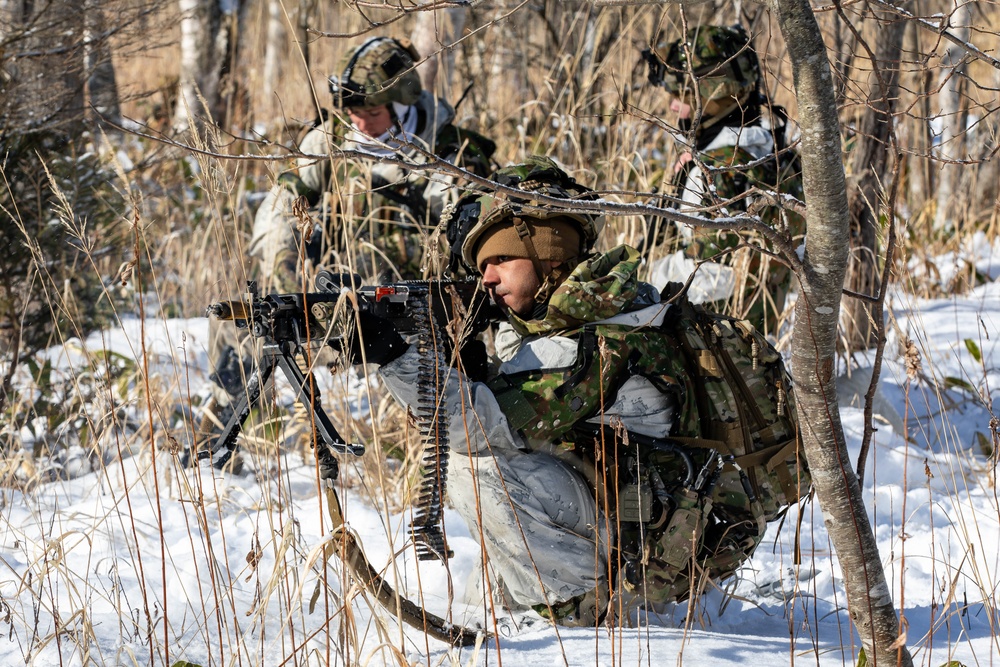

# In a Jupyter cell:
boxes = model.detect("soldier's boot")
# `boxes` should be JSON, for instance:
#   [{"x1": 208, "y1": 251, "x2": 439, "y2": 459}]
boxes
[
  {"x1": 532, "y1": 582, "x2": 609, "y2": 628},
  {"x1": 186, "y1": 396, "x2": 244, "y2": 475}
]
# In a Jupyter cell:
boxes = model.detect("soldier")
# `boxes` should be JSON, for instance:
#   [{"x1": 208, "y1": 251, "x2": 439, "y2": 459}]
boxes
[
  {"x1": 250, "y1": 35, "x2": 496, "y2": 289},
  {"x1": 640, "y1": 25, "x2": 804, "y2": 335},
  {"x1": 196, "y1": 36, "x2": 495, "y2": 465},
  {"x1": 344, "y1": 157, "x2": 807, "y2": 626}
]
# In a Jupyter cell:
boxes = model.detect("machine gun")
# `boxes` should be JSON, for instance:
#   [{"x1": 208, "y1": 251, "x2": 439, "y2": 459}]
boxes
[{"x1": 198, "y1": 274, "x2": 495, "y2": 645}]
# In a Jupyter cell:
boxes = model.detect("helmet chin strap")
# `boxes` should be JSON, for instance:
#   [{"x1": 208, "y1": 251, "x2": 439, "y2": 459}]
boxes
[
  {"x1": 533, "y1": 263, "x2": 575, "y2": 306},
  {"x1": 509, "y1": 216, "x2": 579, "y2": 308},
  {"x1": 511, "y1": 216, "x2": 548, "y2": 284}
]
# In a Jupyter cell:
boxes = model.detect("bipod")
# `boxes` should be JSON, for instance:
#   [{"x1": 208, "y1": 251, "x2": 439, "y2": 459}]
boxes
[
  {"x1": 198, "y1": 338, "x2": 363, "y2": 470},
  {"x1": 194, "y1": 329, "x2": 484, "y2": 647}
]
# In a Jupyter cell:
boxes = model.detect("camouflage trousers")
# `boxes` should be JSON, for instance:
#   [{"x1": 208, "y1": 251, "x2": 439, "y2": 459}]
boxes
[{"x1": 448, "y1": 447, "x2": 612, "y2": 610}]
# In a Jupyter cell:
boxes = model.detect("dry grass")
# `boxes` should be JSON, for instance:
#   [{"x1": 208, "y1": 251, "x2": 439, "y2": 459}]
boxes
[{"x1": 2, "y1": 1, "x2": 1000, "y2": 665}]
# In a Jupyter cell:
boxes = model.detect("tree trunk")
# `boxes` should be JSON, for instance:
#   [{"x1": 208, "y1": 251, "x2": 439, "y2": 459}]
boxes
[
  {"x1": 932, "y1": 0, "x2": 972, "y2": 232},
  {"x1": 261, "y1": 0, "x2": 285, "y2": 103},
  {"x1": 842, "y1": 6, "x2": 906, "y2": 352},
  {"x1": 773, "y1": 0, "x2": 913, "y2": 663},
  {"x1": 904, "y1": 18, "x2": 934, "y2": 221},
  {"x1": 173, "y1": 0, "x2": 245, "y2": 134},
  {"x1": 83, "y1": 0, "x2": 121, "y2": 126},
  {"x1": 0, "y1": 0, "x2": 86, "y2": 135},
  {"x1": 411, "y1": 3, "x2": 468, "y2": 101},
  {"x1": 296, "y1": 0, "x2": 313, "y2": 76}
]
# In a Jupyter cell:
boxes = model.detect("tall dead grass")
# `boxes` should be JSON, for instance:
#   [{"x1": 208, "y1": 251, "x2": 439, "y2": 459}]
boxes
[{"x1": 2, "y1": 1, "x2": 999, "y2": 666}]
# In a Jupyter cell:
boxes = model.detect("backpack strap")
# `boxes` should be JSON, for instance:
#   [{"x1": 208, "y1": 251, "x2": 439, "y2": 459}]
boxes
[{"x1": 486, "y1": 373, "x2": 538, "y2": 432}]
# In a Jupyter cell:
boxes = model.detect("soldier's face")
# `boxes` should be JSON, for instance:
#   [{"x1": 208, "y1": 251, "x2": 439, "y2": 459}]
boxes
[
  {"x1": 480, "y1": 257, "x2": 541, "y2": 317},
  {"x1": 670, "y1": 95, "x2": 692, "y2": 120},
  {"x1": 348, "y1": 105, "x2": 394, "y2": 137}
]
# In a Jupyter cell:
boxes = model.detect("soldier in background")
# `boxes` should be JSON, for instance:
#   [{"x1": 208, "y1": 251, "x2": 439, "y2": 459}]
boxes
[
  {"x1": 251, "y1": 35, "x2": 495, "y2": 289},
  {"x1": 640, "y1": 25, "x2": 804, "y2": 335},
  {"x1": 197, "y1": 36, "x2": 495, "y2": 464}
]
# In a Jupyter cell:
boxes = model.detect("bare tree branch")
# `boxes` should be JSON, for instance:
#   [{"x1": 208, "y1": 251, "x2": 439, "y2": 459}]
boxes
[{"x1": 868, "y1": 0, "x2": 1000, "y2": 71}]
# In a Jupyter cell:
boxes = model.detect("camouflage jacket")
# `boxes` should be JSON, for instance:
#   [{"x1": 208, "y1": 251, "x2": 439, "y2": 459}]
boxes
[
  {"x1": 675, "y1": 123, "x2": 803, "y2": 257},
  {"x1": 379, "y1": 245, "x2": 799, "y2": 601},
  {"x1": 249, "y1": 91, "x2": 495, "y2": 284},
  {"x1": 297, "y1": 91, "x2": 494, "y2": 224},
  {"x1": 651, "y1": 123, "x2": 805, "y2": 332},
  {"x1": 379, "y1": 245, "x2": 679, "y2": 458}
]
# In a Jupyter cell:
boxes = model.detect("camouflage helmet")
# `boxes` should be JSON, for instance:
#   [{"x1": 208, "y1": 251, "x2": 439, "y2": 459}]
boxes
[
  {"x1": 328, "y1": 37, "x2": 422, "y2": 109},
  {"x1": 449, "y1": 156, "x2": 603, "y2": 274},
  {"x1": 641, "y1": 25, "x2": 759, "y2": 108}
]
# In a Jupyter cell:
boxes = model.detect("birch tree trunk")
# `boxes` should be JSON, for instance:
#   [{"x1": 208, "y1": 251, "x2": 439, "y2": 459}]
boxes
[
  {"x1": 932, "y1": 0, "x2": 972, "y2": 232},
  {"x1": 173, "y1": 0, "x2": 245, "y2": 134},
  {"x1": 773, "y1": 0, "x2": 913, "y2": 663},
  {"x1": 842, "y1": 7, "x2": 906, "y2": 352},
  {"x1": 261, "y1": 0, "x2": 285, "y2": 103},
  {"x1": 411, "y1": 3, "x2": 468, "y2": 100}
]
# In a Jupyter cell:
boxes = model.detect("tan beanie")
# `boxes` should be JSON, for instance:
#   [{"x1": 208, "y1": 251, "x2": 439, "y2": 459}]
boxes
[{"x1": 474, "y1": 217, "x2": 583, "y2": 272}]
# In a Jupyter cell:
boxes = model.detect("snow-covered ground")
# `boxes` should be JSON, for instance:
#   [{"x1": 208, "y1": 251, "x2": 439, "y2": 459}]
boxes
[{"x1": 2, "y1": 274, "x2": 999, "y2": 666}]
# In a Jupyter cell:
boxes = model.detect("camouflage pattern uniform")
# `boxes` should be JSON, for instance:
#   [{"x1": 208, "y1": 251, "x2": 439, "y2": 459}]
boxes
[
  {"x1": 203, "y1": 38, "x2": 494, "y2": 422},
  {"x1": 642, "y1": 25, "x2": 805, "y2": 334},
  {"x1": 250, "y1": 92, "x2": 494, "y2": 292},
  {"x1": 379, "y1": 245, "x2": 669, "y2": 615},
  {"x1": 378, "y1": 158, "x2": 803, "y2": 622}
]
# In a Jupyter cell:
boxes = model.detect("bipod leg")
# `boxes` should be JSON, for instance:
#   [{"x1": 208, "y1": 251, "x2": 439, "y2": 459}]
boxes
[
  {"x1": 273, "y1": 342, "x2": 363, "y2": 458},
  {"x1": 201, "y1": 354, "x2": 277, "y2": 470}
]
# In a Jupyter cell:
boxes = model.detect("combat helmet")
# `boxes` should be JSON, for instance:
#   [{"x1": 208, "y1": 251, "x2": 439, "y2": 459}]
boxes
[
  {"x1": 329, "y1": 37, "x2": 422, "y2": 109},
  {"x1": 446, "y1": 156, "x2": 603, "y2": 279},
  {"x1": 641, "y1": 25, "x2": 760, "y2": 123}
]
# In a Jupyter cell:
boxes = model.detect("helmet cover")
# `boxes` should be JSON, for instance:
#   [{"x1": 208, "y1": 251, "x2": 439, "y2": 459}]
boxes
[
  {"x1": 447, "y1": 156, "x2": 604, "y2": 273},
  {"x1": 641, "y1": 25, "x2": 759, "y2": 106},
  {"x1": 329, "y1": 37, "x2": 423, "y2": 109}
]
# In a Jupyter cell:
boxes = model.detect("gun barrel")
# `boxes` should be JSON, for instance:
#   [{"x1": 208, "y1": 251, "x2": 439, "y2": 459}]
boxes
[{"x1": 208, "y1": 300, "x2": 253, "y2": 321}]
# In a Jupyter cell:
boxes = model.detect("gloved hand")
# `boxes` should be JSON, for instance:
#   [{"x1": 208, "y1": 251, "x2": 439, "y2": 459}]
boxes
[
  {"x1": 345, "y1": 310, "x2": 409, "y2": 366},
  {"x1": 459, "y1": 339, "x2": 491, "y2": 383}
]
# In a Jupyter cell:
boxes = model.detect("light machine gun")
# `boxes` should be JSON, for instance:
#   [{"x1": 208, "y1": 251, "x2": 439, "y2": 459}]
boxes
[{"x1": 202, "y1": 273, "x2": 493, "y2": 646}]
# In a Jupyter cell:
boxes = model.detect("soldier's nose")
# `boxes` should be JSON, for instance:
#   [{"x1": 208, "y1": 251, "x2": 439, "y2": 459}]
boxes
[{"x1": 481, "y1": 262, "x2": 501, "y2": 287}]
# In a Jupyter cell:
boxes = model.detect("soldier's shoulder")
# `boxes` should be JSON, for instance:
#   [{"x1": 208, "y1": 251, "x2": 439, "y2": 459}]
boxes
[
  {"x1": 435, "y1": 123, "x2": 497, "y2": 174},
  {"x1": 298, "y1": 113, "x2": 348, "y2": 152}
]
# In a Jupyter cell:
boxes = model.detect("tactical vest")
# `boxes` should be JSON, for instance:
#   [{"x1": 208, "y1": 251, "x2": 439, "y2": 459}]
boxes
[{"x1": 488, "y1": 288, "x2": 810, "y2": 604}]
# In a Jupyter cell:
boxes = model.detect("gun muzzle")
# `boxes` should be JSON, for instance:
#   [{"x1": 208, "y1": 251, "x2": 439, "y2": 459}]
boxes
[{"x1": 208, "y1": 301, "x2": 253, "y2": 321}]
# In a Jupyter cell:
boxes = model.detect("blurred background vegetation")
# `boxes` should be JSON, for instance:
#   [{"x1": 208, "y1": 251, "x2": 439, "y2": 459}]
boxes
[{"x1": 1, "y1": 0, "x2": 998, "y2": 476}]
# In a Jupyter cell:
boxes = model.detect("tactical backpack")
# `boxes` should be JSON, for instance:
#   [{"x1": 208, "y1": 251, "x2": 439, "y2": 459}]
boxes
[{"x1": 600, "y1": 288, "x2": 809, "y2": 603}]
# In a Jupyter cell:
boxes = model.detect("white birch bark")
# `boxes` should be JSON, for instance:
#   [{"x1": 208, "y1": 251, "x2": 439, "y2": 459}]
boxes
[
  {"x1": 411, "y1": 3, "x2": 467, "y2": 99},
  {"x1": 173, "y1": 0, "x2": 244, "y2": 133},
  {"x1": 932, "y1": 0, "x2": 972, "y2": 231},
  {"x1": 261, "y1": 0, "x2": 285, "y2": 102},
  {"x1": 773, "y1": 0, "x2": 914, "y2": 663}
]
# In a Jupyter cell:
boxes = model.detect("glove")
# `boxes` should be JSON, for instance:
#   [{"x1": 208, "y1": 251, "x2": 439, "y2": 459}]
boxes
[
  {"x1": 345, "y1": 310, "x2": 408, "y2": 366},
  {"x1": 459, "y1": 339, "x2": 490, "y2": 383}
]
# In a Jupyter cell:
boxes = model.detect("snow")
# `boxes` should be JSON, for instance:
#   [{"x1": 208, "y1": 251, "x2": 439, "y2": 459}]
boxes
[{"x1": 2, "y1": 285, "x2": 999, "y2": 666}]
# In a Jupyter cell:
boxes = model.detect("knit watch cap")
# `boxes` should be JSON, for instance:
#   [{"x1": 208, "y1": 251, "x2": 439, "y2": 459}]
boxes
[{"x1": 474, "y1": 217, "x2": 583, "y2": 273}]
